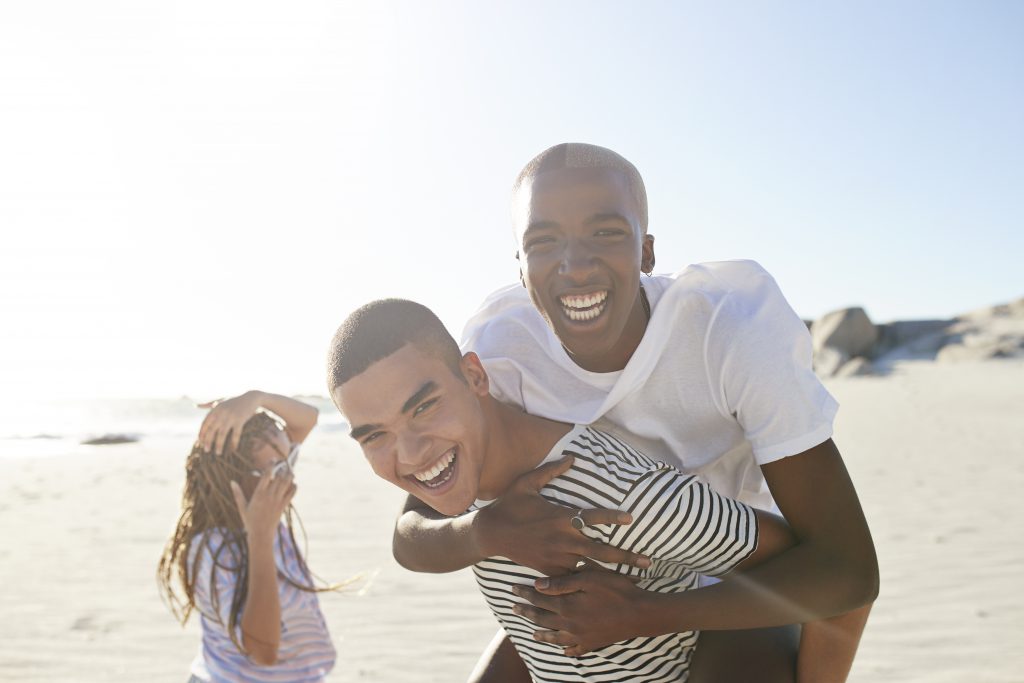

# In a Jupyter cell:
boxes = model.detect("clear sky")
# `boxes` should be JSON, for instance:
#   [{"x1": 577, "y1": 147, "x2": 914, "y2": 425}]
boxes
[{"x1": 1, "y1": 1, "x2": 1021, "y2": 400}]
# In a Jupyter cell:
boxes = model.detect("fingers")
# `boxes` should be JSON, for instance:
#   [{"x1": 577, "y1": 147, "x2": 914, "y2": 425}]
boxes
[
  {"x1": 230, "y1": 424, "x2": 243, "y2": 453},
  {"x1": 530, "y1": 574, "x2": 586, "y2": 596},
  {"x1": 580, "y1": 508, "x2": 634, "y2": 527},
  {"x1": 264, "y1": 471, "x2": 296, "y2": 509},
  {"x1": 214, "y1": 426, "x2": 233, "y2": 457},
  {"x1": 573, "y1": 544, "x2": 651, "y2": 571},
  {"x1": 533, "y1": 629, "x2": 575, "y2": 648},
  {"x1": 282, "y1": 482, "x2": 297, "y2": 508},
  {"x1": 198, "y1": 414, "x2": 215, "y2": 451},
  {"x1": 510, "y1": 600, "x2": 564, "y2": 631},
  {"x1": 519, "y1": 455, "x2": 574, "y2": 492},
  {"x1": 512, "y1": 585, "x2": 564, "y2": 611}
]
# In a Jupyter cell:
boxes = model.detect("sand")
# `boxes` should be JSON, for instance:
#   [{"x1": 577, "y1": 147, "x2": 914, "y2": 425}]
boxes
[{"x1": 1, "y1": 358, "x2": 1022, "y2": 682}]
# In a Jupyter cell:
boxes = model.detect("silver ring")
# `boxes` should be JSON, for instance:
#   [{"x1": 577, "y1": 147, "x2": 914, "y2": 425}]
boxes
[{"x1": 569, "y1": 509, "x2": 586, "y2": 531}]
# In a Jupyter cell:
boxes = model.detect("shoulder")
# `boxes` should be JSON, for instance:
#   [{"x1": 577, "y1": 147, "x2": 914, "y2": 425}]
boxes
[
  {"x1": 460, "y1": 283, "x2": 549, "y2": 352},
  {"x1": 667, "y1": 260, "x2": 779, "y2": 307},
  {"x1": 665, "y1": 261, "x2": 801, "y2": 340},
  {"x1": 187, "y1": 527, "x2": 244, "y2": 575},
  {"x1": 566, "y1": 427, "x2": 669, "y2": 482}
]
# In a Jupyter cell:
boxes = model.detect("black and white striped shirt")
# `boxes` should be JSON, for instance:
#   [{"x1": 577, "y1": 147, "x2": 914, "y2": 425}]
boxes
[{"x1": 473, "y1": 426, "x2": 758, "y2": 683}]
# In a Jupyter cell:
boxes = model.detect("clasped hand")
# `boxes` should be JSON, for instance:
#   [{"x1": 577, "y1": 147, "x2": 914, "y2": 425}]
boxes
[
  {"x1": 513, "y1": 566, "x2": 651, "y2": 656},
  {"x1": 473, "y1": 455, "x2": 653, "y2": 655}
]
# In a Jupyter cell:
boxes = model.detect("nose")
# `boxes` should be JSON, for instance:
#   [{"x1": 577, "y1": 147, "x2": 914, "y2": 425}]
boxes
[
  {"x1": 558, "y1": 236, "x2": 598, "y2": 282},
  {"x1": 396, "y1": 428, "x2": 431, "y2": 469}
]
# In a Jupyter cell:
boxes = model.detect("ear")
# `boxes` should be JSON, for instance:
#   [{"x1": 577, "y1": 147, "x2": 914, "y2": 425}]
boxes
[
  {"x1": 641, "y1": 233, "x2": 656, "y2": 274},
  {"x1": 515, "y1": 251, "x2": 526, "y2": 288},
  {"x1": 461, "y1": 352, "x2": 490, "y2": 396}
]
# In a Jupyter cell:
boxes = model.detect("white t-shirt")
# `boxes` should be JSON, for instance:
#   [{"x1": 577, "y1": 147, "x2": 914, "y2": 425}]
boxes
[
  {"x1": 473, "y1": 425, "x2": 758, "y2": 683},
  {"x1": 187, "y1": 525, "x2": 336, "y2": 683},
  {"x1": 461, "y1": 260, "x2": 838, "y2": 511}
]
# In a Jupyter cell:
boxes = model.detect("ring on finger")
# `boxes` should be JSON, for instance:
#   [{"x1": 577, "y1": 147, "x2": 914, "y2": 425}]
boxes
[{"x1": 569, "y1": 508, "x2": 586, "y2": 531}]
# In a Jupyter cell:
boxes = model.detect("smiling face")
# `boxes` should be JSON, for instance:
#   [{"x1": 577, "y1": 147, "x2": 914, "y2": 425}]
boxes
[
  {"x1": 514, "y1": 166, "x2": 655, "y2": 372},
  {"x1": 332, "y1": 343, "x2": 492, "y2": 516}
]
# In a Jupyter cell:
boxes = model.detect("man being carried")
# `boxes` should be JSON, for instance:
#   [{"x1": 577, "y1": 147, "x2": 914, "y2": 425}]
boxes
[{"x1": 327, "y1": 299, "x2": 843, "y2": 682}]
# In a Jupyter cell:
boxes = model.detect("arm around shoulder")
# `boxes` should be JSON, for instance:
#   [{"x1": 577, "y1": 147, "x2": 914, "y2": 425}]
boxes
[{"x1": 392, "y1": 494, "x2": 484, "y2": 573}]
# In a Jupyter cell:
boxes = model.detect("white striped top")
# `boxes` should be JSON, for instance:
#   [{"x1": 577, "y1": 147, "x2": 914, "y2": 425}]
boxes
[
  {"x1": 472, "y1": 426, "x2": 758, "y2": 683},
  {"x1": 187, "y1": 524, "x2": 336, "y2": 683}
]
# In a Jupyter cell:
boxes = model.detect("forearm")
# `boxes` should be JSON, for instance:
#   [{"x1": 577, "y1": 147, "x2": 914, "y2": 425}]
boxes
[
  {"x1": 392, "y1": 496, "x2": 484, "y2": 573},
  {"x1": 646, "y1": 539, "x2": 877, "y2": 634},
  {"x1": 797, "y1": 604, "x2": 872, "y2": 683},
  {"x1": 241, "y1": 533, "x2": 282, "y2": 664},
  {"x1": 253, "y1": 391, "x2": 318, "y2": 443}
]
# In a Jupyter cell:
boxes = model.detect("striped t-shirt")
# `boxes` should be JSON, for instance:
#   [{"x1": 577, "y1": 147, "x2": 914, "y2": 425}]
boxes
[
  {"x1": 187, "y1": 524, "x2": 336, "y2": 683},
  {"x1": 472, "y1": 426, "x2": 759, "y2": 683}
]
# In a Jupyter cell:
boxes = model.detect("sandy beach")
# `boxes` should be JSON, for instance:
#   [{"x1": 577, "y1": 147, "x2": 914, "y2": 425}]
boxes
[{"x1": 1, "y1": 357, "x2": 1022, "y2": 682}]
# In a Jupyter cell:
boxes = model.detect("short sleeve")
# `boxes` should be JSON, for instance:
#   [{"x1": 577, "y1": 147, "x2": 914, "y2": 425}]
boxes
[
  {"x1": 188, "y1": 530, "x2": 245, "y2": 638},
  {"x1": 704, "y1": 263, "x2": 838, "y2": 464},
  {"x1": 612, "y1": 468, "x2": 758, "y2": 577}
]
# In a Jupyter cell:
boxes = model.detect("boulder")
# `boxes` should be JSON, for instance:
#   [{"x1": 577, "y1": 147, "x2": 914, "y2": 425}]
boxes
[
  {"x1": 835, "y1": 356, "x2": 874, "y2": 377},
  {"x1": 937, "y1": 335, "x2": 1024, "y2": 363},
  {"x1": 811, "y1": 307, "x2": 879, "y2": 359},
  {"x1": 813, "y1": 347, "x2": 850, "y2": 377},
  {"x1": 874, "y1": 320, "x2": 954, "y2": 354}
]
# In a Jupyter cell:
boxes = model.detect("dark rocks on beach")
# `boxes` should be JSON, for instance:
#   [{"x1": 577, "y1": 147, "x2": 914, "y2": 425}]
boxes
[
  {"x1": 835, "y1": 356, "x2": 874, "y2": 377},
  {"x1": 82, "y1": 434, "x2": 139, "y2": 446},
  {"x1": 809, "y1": 295, "x2": 1024, "y2": 376},
  {"x1": 812, "y1": 307, "x2": 879, "y2": 359},
  {"x1": 811, "y1": 307, "x2": 878, "y2": 377}
]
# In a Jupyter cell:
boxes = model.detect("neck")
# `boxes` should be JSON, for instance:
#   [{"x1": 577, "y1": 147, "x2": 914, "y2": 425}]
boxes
[
  {"x1": 475, "y1": 397, "x2": 571, "y2": 501},
  {"x1": 569, "y1": 284, "x2": 650, "y2": 373}
]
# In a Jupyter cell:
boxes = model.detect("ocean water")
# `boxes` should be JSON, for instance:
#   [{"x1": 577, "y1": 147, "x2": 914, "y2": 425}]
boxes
[{"x1": 0, "y1": 396, "x2": 347, "y2": 457}]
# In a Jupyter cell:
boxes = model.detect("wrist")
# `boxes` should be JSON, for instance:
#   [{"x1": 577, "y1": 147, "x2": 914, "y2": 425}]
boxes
[
  {"x1": 465, "y1": 509, "x2": 492, "y2": 560},
  {"x1": 641, "y1": 589, "x2": 690, "y2": 637},
  {"x1": 245, "y1": 525, "x2": 278, "y2": 548}
]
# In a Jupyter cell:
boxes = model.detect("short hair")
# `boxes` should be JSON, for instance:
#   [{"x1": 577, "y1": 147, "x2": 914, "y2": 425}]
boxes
[
  {"x1": 326, "y1": 299, "x2": 464, "y2": 394},
  {"x1": 512, "y1": 143, "x2": 648, "y2": 231}
]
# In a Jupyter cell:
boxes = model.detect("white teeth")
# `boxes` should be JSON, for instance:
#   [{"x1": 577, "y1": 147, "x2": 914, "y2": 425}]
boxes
[
  {"x1": 560, "y1": 291, "x2": 608, "y2": 310},
  {"x1": 414, "y1": 449, "x2": 455, "y2": 482},
  {"x1": 560, "y1": 291, "x2": 608, "y2": 321}
]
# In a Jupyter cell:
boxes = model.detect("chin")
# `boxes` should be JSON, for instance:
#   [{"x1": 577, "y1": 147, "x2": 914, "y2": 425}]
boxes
[{"x1": 434, "y1": 490, "x2": 477, "y2": 516}]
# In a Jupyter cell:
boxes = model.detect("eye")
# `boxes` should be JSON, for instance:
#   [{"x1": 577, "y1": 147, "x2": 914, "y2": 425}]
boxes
[
  {"x1": 523, "y1": 235, "x2": 556, "y2": 251},
  {"x1": 594, "y1": 227, "x2": 626, "y2": 238},
  {"x1": 413, "y1": 398, "x2": 439, "y2": 416},
  {"x1": 361, "y1": 431, "x2": 385, "y2": 445}
]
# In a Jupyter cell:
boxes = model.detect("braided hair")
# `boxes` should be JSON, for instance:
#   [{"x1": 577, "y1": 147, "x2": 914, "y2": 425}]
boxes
[{"x1": 158, "y1": 412, "x2": 333, "y2": 657}]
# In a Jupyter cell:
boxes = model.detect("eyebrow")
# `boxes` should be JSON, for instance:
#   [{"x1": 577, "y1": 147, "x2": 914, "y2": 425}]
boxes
[
  {"x1": 523, "y1": 212, "x2": 630, "y2": 238},
  {"x1": 584, "y1": 211, "x2": 631, "y2": 226},
  {"x1": 522, "y1": 220, "x2": 559, "y2": 238},
  {"x1": 348, "y1": 381, "x2": 439, "y2": 440}
]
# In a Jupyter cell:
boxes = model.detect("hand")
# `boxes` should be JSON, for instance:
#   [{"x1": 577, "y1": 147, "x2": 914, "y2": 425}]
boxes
[
  {"x1": 511, "y1": 564, "x2": 651, "y2": 656},
  {"x1": 230, "y1": 471, "x2": 296, "y2": 542},
  {"x1": 198, "y1": 391, "x2": 265, "y2": 455},
  {"x1": 472, "y1": 456, "x2": 650, "y2": 576}
]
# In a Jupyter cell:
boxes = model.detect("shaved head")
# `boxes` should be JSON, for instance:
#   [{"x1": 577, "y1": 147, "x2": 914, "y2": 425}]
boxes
[
  {"x1": 512, "y1": 143, "x2": 648, "y2": 232},
  {"x1": 326, "y1": 298, "x2": 464, "y2": 396}
]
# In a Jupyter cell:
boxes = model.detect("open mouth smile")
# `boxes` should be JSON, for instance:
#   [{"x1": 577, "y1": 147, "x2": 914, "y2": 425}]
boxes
[
  {"x1": 410, "y1": 448, "x2": 457, "y2": 489},
  {"x1": 559, "y1": 291, "x2": 608, "y2": 322}
]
